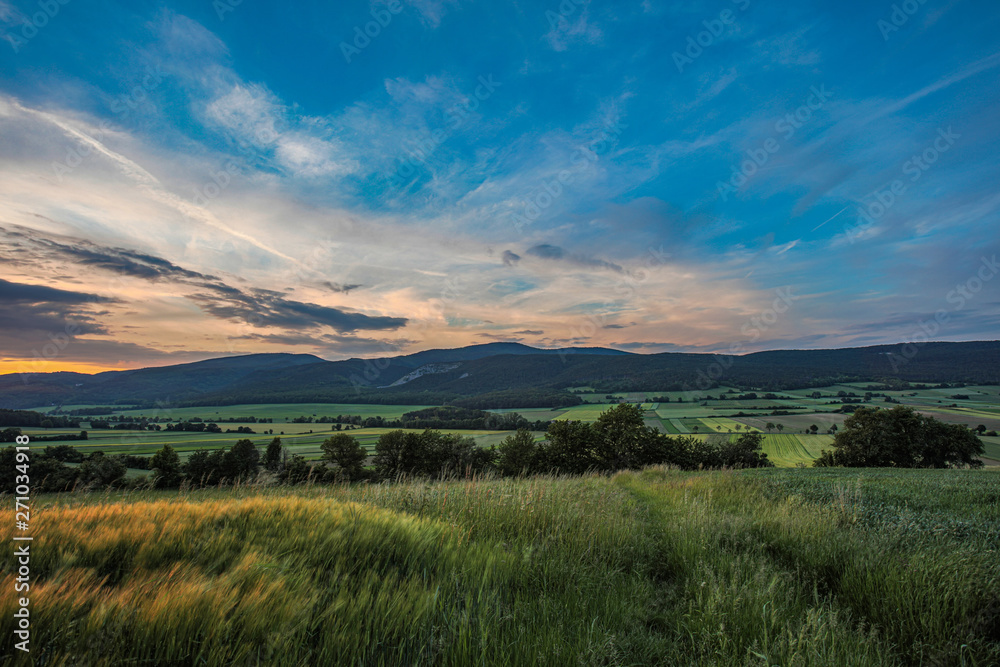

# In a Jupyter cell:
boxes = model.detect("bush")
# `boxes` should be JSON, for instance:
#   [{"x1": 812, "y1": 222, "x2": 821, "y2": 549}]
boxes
[{"x1": 815, "y1": 406, "x2": 984, "y2": 468}]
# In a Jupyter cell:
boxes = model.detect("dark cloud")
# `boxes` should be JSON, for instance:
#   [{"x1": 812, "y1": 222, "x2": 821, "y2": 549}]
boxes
[
  {"x1": 1, "y1": 226, "x2": 407, "y2": 334},
  {"x1": 0, "y1": 278, "x2": 115, "y2": 343},
  {"x1": 525, "y1": 244, "x2": 624, "y2": 273},
  {"x1": 476, "y1": 333, "x2": 523, "y2": 342},
  {"x1": 12, "y1": 230, "x2": 215, "y2": 282},
  {"x1": 512, "y1": 329, "x2": 543, "y2": 335},
  {"x1": 321, "y1": 281, "x2": 364, "y2": 293},
  {"x1": 501, "y1": 250, "x2": 521, "y2": 266},
  {"x1": 0, "y1": 279, "x2": 116, "y2": 306},
  {"x1": 526, "y1": 244, "x2": 564, "y2": 260},
  {"x1": 192, "y1": 287, "x2": 407, "y2": 332}
]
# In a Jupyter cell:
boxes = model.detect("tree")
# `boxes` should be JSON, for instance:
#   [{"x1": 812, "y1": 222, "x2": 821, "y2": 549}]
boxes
[
  {"x1": 281, "y1": 454, "x2": 315, "y2": 484},
  {"x1": 765, "y1": 422, "x2": 775, "y2": 434},
  {"x1": 716, "y1": 432, "x2": 773, "y2": 468},
  {"x1": 975, "y1": 424, "x2": 987, "y2": 435},
  {"x1": 775, "y1": 424, "x2": 784, "y2": 433},
  {"x1": 373, "y1": 430, "x2": 426, "y2": 480},
  {"x1": 223, "y1": 439, "x2": 260, "y2": 480},
  {"x1": 321, "y1": 433, "x2": 367, "y2": 481},
  {"x1": 78, "y1": 452, "x2": 127, "y2": 489},
  {"x1": 263, "y1": 437, "x2": 283, "y2": 471},
  {"x1": 540, "y1": 420, "x2": 598, "y2": 474},
  {"x1": 184, "y1": 449, "x2": 225, "y2": 486},
  {"x1": 496, "y1": 428, "x2": 540, "y2": 476},
  {"x1": 592, "y1": 403, "x2": 647, "y2": 470},
  {"x1": 815, "y1": 406, "x2": 984, "y2": 468},
  {"x1": 809, "y1": 424, "x2": 819, "y2": 434},
  {"x1": 150, "y1": 444, "x2": 182, "y2": 488},
  {"x1": 435, "y1": 433, "x2": 495, "y2": 476}
]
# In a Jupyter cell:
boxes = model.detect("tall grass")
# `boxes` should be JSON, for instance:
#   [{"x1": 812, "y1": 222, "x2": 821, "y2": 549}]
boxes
[{"x1": 2, "y1": 469, "x2": 998, "y2": 665}]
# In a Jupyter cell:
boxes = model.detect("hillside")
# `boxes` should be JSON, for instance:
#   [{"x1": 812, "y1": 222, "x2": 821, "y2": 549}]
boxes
[{"x1": 2, "y1": 341, "x2": 997, "y2": 409}]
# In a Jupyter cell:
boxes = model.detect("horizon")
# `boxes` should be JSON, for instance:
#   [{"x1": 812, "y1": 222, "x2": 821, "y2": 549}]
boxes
[
  {"x1": 6, "y1": 338, "x2": 999, "y2": 378},
  {"x1": 1, "y1": 0, "x2": 999, "y2": 375}
]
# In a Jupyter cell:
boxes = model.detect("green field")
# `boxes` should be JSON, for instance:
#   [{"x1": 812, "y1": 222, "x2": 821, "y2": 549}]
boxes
[
  {"x1": 20, "y1": 426, "x2": 518, "y2": 464},
  {"x1": 20, "y1": 386, "x2": 1000, "y2": 472},
  {"x1": 757, "y1": 434, "x2": 833, "y2": 467},
  {"x1": 4, "y1": 468, "x2": 997, "y2": 664}
]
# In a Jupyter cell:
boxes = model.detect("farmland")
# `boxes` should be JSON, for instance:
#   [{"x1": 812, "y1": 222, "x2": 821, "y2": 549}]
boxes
[
  {"x1": 2, "y1": 468, "x2": 997, "y2": 664},
  {"x1": 19, "y1": 382, "x2": 1000, "y2": 470}
]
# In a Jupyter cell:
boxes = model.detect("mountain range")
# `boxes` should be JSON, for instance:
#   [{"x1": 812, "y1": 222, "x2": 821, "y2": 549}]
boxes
[{"x1": 2, "y1": 340, "x2": 997, "y2": 410}]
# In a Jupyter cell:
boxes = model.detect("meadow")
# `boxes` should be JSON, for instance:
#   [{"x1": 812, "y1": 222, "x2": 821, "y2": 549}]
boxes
[{"x1": 2, "y1": 468, "x2": 998, "y2": 665}]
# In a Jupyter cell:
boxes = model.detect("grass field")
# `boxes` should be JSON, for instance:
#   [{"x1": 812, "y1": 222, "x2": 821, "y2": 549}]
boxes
[
  {"x1": 3, "y1": 468, "x2": 997, "y2": 664},
  {"x1": 756, "y1": 434, "x2": 833, "y2": 467}
]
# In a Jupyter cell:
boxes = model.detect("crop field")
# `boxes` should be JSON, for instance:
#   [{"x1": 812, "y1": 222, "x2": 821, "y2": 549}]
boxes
[
  {"x1": 699, "y1": 417, "x2": 761, "y2": 433},
  {"x1": 755, "y1": 434, "x2": 833, "y2": 467},
  {"x1": 553, "y1": 404, "x2": 621, "y2": 421},
  {"x1": 3, "y1": 468, "x2": 997, "y2": 665},
  {"x1": 732, "y1": 413, "x2": 847, "y2": 432},
  {"x1": 980, "y1": 435, "x2": 1000, "y2": 462},
  {"x1": 19, "y1": 387, "x2": 1000, "y2": 473}
]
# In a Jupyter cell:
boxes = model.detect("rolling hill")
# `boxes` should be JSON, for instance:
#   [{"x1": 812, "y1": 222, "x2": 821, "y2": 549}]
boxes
[{"x1": 1, "y1": 340, "x2": 997, "y2": 409}]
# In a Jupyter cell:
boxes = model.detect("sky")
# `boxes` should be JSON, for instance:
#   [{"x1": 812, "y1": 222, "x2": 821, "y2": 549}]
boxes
[{"x1": 0, "y1": 0, "x2": 998, "y2": 374}]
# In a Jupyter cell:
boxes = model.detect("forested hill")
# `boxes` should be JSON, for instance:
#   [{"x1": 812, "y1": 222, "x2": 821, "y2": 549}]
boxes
[{"x1": 1, "y1": 340, "x2": 997, "y2": 409}]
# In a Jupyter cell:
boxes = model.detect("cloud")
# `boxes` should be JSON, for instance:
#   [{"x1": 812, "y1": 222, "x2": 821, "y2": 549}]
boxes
[
  {"x1": 501, "y1": 250, "x2": 521, "y2": 266},
  {"x1": 525, "y1": 244, "x2": 624, "y2": 273},
  {"x1": 321, "y1": 281, "x2": 364, "y2": 294},
  {"x1": 512, "y1": 329, "x2": 543, "y2": 335},
  {"x1": 190, "y1": 287, "x2": 408, "y2": 333},
  {"x1": 1, "y1": 225, "x2": 407, "y2": 337},
  {"x1": 476, "y1": 333, "x2": 523, "y2": 342},
  {"x1": 544, "y1": 3, "x2": 603, "y2": 52},
  {"x1": 0, "y1": 278, "x2": 116, "y2": 306},
  {"x1": 0, "y1": 279, "x2": 120, "y2": 358}
]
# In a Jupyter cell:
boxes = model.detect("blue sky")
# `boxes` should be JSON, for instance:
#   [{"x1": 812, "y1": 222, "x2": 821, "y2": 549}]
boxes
[{"x1": 0, "y1": 0, "x2": 998, "y2": 372}]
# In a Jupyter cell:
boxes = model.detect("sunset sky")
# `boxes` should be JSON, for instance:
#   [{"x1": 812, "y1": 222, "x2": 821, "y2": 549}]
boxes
[{"x1": 1, "y1": 0, "x2": 998, "y2": 374}]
